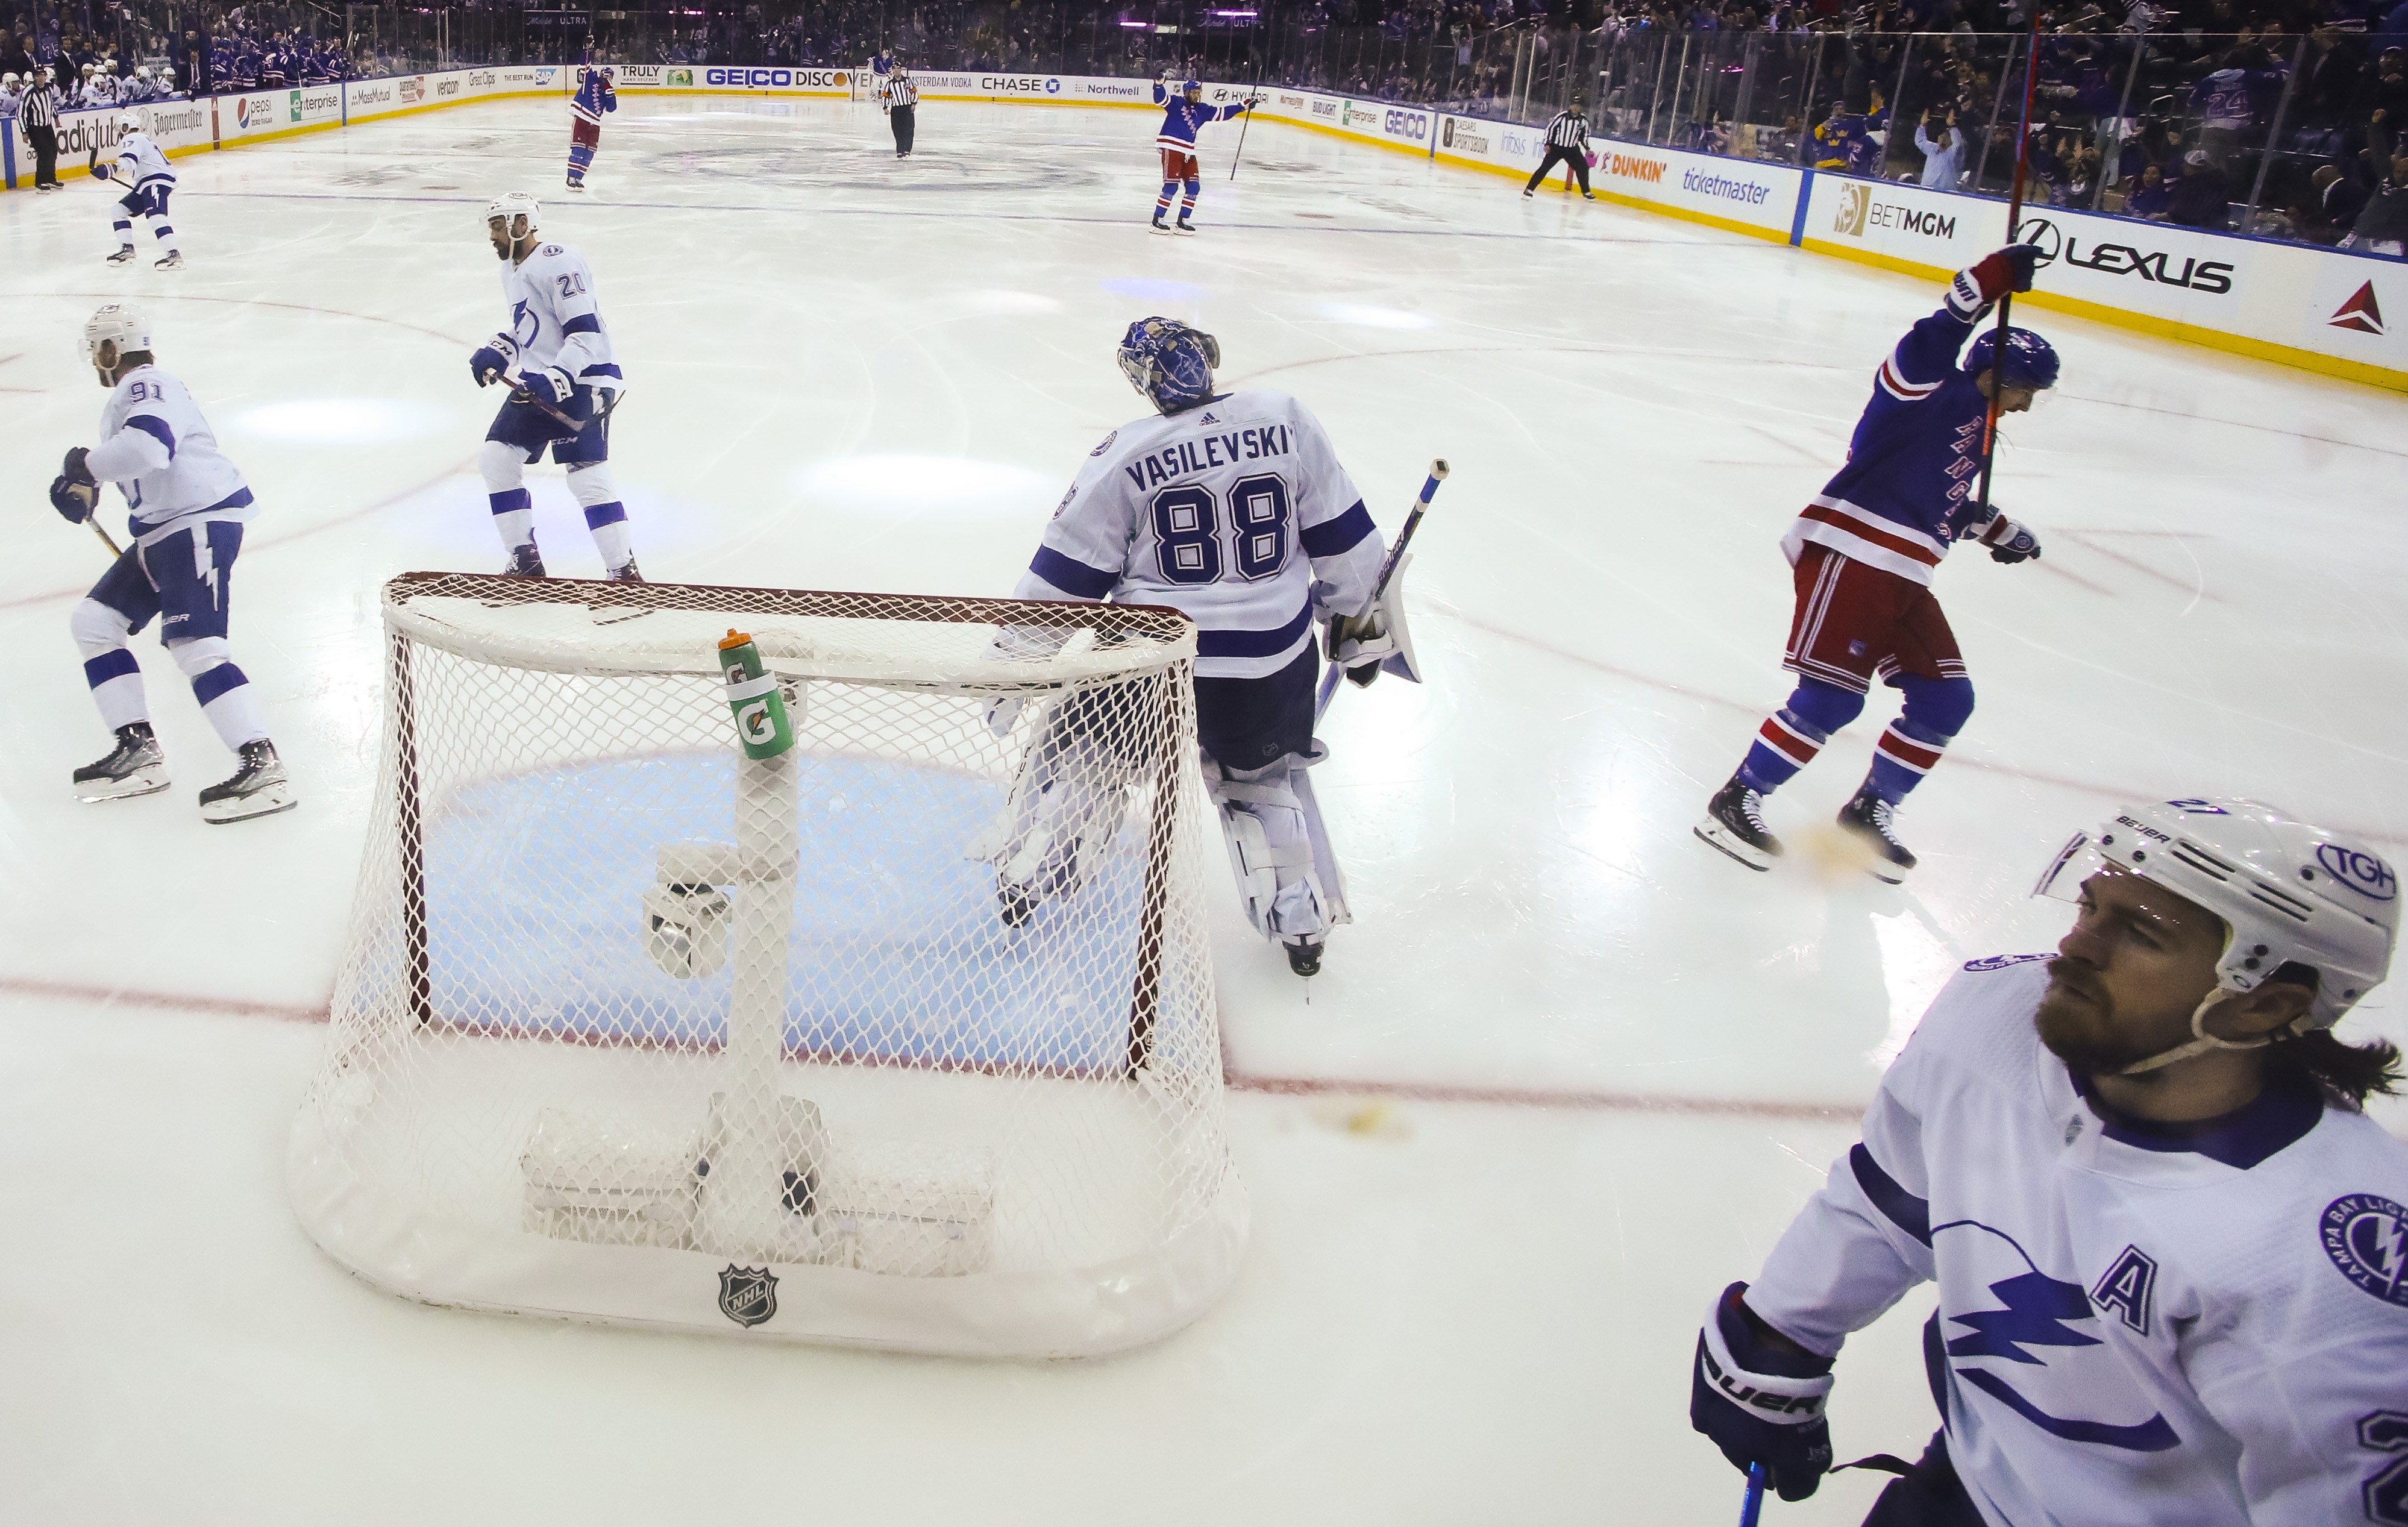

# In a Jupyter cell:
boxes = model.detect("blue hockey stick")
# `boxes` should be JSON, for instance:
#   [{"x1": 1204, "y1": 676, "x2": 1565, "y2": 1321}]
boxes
[
  {"x1": 1313, "y1": 458, "x2": 1447, "y2": 723},
  {"x1": 1739, "y1": 1463, "x2": 1767, "y2": 1527}
]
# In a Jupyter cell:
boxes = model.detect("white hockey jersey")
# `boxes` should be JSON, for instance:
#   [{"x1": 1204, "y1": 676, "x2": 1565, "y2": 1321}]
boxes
[
  {"x1": 82, "y1": 364, "x2": 254, "y2": 541},
  {"x1": 498, "y1": 240, "x2": 619, "y2": 387},
  {"x1": 1013, "y1": 389, "x2": 1385, "y2": 680},
  {"x1": 1746, "y1": 956, "x2": 2408, "y2": 1527},
  {"x1": 111, "y1": 128, "x2": 173, "y2": 190}
]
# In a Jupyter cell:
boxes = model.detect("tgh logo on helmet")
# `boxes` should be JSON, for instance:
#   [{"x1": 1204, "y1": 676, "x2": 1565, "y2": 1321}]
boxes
[{"x1": 2315, "y1": 843, "x2": 2397, "y2": 903}]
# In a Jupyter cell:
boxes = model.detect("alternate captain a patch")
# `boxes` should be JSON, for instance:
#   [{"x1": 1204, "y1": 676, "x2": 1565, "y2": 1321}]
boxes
[
  {"x1": 2321, "y1": 1194, "x2": 2408, "y2": 1308},
  {"x1": 717, "y1": 1263, "x2": 779, "y2": 1327}
]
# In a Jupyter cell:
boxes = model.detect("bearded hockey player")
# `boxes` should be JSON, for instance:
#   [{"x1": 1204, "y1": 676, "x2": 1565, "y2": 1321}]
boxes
[
  {"x1": 1696, "y1": 245, "x2": 2055, "y2": 882},
  {"x1": 468, "y1": 192, "x2": 640, "y2": 582},
  {"x1": 986, "y1": 318, "x2": 1413, "y2": 976},
  {"x1": 95, "y1": 110, "x2": 181, "y2": 268},
  {"x1": 1149, "y1": 74, "x2": 1257, "y2": 234},
  {"x1": 51, "y1": 304, "x2": 295, "y2": 823},
  {"x1": 1692, "y1": 798, "x2": 2406, "y2": 1525}
]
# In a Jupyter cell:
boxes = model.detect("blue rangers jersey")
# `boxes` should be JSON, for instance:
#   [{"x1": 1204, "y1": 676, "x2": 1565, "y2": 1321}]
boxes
[
  {"x1": 1783, "y1": 290, "x2": 2001, "y2": 587},
  {"x1": 1152, "y1": 81, "x2": 1247, "y2": 151},
  {"x1": 110, "y1": 128, "x2": 174, "y2": 190},
  {"x1": 571, "y1": 66, "x2": 616, "y2": 126},
  {"x1": 83, "y1": 364, "x2": 254, "y2": 541},
  {"x1": 1014, "y1": 390, "x2": 1385, "y2": 680},
  {"x1": 1746, "y1": 957, "x2": 2408, "y2": 1527},
  {"x1": 500, "y1": 240, "x2": 621, "y2": 389}
]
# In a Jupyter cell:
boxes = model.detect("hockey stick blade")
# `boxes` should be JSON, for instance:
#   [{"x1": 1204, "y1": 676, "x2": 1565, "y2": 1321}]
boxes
[{"x1": 1314, "y1": 458, "x2": 1447, "y2": 724}]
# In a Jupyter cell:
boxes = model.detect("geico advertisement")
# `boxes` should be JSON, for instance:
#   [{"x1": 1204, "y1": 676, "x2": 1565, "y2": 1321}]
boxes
[{"x1": 698, "y1": 66, "x2": 851, "y2": 91}]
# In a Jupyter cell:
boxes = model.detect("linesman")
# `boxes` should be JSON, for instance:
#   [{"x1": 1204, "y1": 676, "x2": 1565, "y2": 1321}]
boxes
[
  {"x1": 22, "y1": 63, "x2": 62, "y2": 190},
  {"x1": 879, "y1": 61, "x2": 918, "y2": 160},
  {"x1": 1523, "y1": 95, "x2": 1596, "y2": 201}
]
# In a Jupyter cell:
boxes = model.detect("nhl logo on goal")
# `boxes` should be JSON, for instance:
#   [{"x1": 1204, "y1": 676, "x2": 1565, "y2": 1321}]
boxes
[{"x1": 716, "y1": 1264, "x2": 780, "y2": 1328}]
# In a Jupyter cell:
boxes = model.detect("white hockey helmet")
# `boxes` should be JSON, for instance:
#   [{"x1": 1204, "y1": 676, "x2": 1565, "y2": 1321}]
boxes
[
  {"x1": 82, "y1": 303, "x2": 153, "y2": 367},
  {"x1": 485, "y1": 189, "x2": 541, "y2": 239},
  {"x1": 117, "y1": 109, "x2": 141, "y2": 134},
  {"x1": 2, "y1": 73, "x2": 19, "y2": 87},
  {"x1": 2036, "y1": 797, "x2": 2398, "y2": 1037}
]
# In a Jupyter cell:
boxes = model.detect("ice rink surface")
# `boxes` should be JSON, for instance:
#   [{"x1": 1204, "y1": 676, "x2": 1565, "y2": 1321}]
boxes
[{"x1": 2, "y1": 94, "x2": 2405, "y2": 1523}]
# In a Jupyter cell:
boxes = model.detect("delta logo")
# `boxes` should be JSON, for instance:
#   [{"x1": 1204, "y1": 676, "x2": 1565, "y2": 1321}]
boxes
[{"x1": 2330, "y1": 281, "x2": 2386, "y2": 336}]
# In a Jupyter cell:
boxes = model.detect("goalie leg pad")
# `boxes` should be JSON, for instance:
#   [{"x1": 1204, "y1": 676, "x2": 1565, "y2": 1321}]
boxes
[
  {"x1": 971, "y1": 686, "x2": 1147, "y2": 915},
  {"x1": 1206, "y1": 745, "x2": 1350, "y2": 941}
]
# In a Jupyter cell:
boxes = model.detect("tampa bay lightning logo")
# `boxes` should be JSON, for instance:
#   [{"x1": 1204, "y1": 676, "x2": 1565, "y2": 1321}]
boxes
[
  {"x1": 1088, "y1": 429, "x2": 1117, "y2": 457},
  {"x1": 510, "y1": 299, "x2": 540, "y2": 349},
  {"x1": 1937, "y1": 1221, "x2": 2180, "y2": 1452},
  {"x1": 2316, "y1": 844, "x2": 2398, "y2": 903},
  {"x1": 2322, "y1": 1194, "x2": 2408, "y2": 1306}
]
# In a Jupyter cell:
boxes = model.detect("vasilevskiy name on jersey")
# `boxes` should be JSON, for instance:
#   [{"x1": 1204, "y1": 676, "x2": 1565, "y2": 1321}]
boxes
[{"x1": 1014, "y1": 389, "x2": 1385, "y2": 680}]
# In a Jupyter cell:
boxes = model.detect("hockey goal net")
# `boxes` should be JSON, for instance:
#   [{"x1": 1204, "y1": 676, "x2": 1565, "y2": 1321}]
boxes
[{"x1": 290, "y1": 572, "x2": 1244, "y2": 1358}]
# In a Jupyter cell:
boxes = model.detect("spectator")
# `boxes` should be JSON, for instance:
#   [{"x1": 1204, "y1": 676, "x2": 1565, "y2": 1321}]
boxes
[
  {"x1": 2344, "y1": 148, "x2": 2408, "y2": 251},
  {"x1": 2166, "y1": 148, "x2": 2232, "y2": 226},
  {"x1": 1914, "y1": 107, "x2": 1963, "y2": 184},
  {"x1": 2370, "y1": 48, "x2": 2407, "y2": 163},
  {"x1": 2284, "y1": 163, "x2": 2368, "y2": 241}
]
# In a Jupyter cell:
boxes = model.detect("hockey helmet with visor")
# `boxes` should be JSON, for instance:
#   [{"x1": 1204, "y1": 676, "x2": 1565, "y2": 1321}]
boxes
[
  {"x1": 81, "y1": 303, "x2": 153, "y2": 374},
  {"x1": 1964, "y1": 325, "x2": 2060, "y2": 392},
  {"x1": 2033, "y1": 797, "x2": 2398, "y2": 1071}
]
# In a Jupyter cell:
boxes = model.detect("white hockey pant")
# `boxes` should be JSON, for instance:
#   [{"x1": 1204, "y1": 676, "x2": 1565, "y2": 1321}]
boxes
[
  {"x1": 1209, "y1": 750, "x2": 1349, "y2": 945},
  {"x1": 972, "y1": 709, "x2": 1135, "y2": 907},
  {"x1": 72, "y1": 599, "x2": 267, "y2": 751}
]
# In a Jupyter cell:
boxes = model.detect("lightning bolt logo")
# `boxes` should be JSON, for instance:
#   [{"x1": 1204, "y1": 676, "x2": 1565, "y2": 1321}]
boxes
[{"x1": 1945, "y1": 1270, "x2": 2102, "y2": 1364}]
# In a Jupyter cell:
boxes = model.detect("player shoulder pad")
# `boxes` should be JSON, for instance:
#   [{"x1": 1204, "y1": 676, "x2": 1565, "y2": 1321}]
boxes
[
  {"x1": 1088, "y1": 428, "x2": 1118, "y2": 457},
  {"x1": 539, "y1": 243, "x2": 566, "y2": 258},
  {"x1": 1901, "y1": 954, "x2": 2054, "y2": 1071}
]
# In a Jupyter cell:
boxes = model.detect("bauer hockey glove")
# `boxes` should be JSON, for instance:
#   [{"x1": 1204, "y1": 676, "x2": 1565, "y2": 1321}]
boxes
[
  {"x1": 1946, "y1": 244, "x2": 2040, "y2": 318},
  {"x1": 51, "y1": 448, "x2": 98, "y2": 524},
  {"x1": 1690, "y1": 1282, "x2": 1836, "y2": 1503},
  {"x1": 470, "y1": 334, "x2": 519, "y2": 388},
  {"x1": 1977, "y1": 513, "x2": 2042, "y2": 564}
]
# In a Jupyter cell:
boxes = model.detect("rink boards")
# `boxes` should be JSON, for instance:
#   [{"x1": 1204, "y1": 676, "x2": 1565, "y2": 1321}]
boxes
[{"x1": 4, "y1": 60, "x2": 2400, "y2": 390}]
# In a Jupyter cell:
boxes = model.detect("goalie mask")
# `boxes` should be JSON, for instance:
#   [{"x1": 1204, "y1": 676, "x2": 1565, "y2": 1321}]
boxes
[
  {"x1": 1117, "y1": 317, "x2": 1220, "y2": 415},
  {"x1": 2034, "y1": 798, "x2": 2398, "y2": 1071}
]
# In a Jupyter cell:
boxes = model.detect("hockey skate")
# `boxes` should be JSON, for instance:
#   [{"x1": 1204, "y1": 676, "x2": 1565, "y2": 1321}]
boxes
[
  {"x1": 1694, "y1": 774, "x2": 1781, "y2": 871},
  {"x1": 107, "y1": 246, "x2": 139, "y2": 265},
  {"x1": 1836, "y1": 787, "x2": 1915, "y2": 883},
  {"x1": 1150, "y1": 214, "x2": 1171, "y2": 234},
  {"x1": 1173, "y1": 219, "x2": 1197, "y2": 236},
  {"x1": 199, "y1": 739, "x2": 296, "y2": 824},
  {"x1": 500, "y1": 543, "x2": 548, "y2": 579},
  {"x1": 590, "y1": 556, "x2": 653, "y2": 626},
  {"x1": 565, "y1": 178, "x2": 586, "y2": 192},
  {"x1": 72, "y1": 723, "x2": 170, "y2": 803},
  {"x1": 1283, "y1": 937, "x2": 1323, "y2": 977},
  {"x1": 154, "y1": 251, "x2": 182, "y2": 270}
]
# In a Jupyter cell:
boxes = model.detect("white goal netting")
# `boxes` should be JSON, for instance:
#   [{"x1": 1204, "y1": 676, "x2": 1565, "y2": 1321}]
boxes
[{"x1": 290, "y1": 572, "x2": 1244, "y2": 1357}]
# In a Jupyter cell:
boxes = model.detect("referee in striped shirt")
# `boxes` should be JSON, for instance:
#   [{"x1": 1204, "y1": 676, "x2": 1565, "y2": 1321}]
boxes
[
  {"x1": 22, "y1": 63, "x2": 61, "y2": 190},
  {"x1": 1523, "y1": 95, "x2": 1596, "y2": 201},
  {"x1": 879, "y1": 62, "x2": 918, "y2": 160}
]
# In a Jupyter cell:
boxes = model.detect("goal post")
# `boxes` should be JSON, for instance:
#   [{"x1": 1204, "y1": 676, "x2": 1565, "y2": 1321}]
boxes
[{"x1": 290, "y1": 572, "x2": 1245, "y2": 1358}]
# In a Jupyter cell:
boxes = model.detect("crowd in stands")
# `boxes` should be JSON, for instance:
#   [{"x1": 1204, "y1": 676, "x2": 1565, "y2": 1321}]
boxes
[{"x1": 2, "y1": 0, "x2": 2397, "y2": 250}]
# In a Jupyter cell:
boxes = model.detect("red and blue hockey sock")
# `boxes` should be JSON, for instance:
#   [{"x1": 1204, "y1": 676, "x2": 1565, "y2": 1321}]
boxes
[
  {"x1": 1155, "y1": 181, "x2": 1177, "y2": 218},
  {"x1": 1863, "y1": 674, "x2": 1973, "y2": 803},
  {"x1": 1179, "y1": 180, "x2": 1200, "y2": 222},
  {"x1": 567, "y1": 143, "x2": 595, "y2": 184},
  {"x1": 1737, "y1": 677, "x2": 1864, "y2": 795}
]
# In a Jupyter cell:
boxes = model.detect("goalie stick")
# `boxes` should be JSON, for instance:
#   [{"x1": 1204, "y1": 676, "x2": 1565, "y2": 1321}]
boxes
[{"x1": 1313, "y1": 457, "x2": 1447, "y2": 723}]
